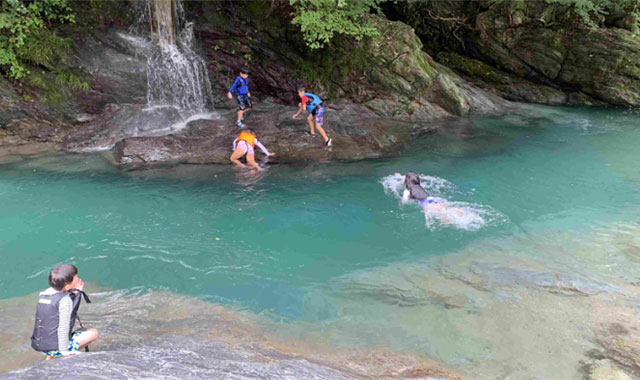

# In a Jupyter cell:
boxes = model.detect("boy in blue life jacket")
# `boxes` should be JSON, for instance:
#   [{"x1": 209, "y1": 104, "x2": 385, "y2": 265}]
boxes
[
  {"x1": 292, "y1": 86, "x2": 332, "y2": 147},
  {"x1": 227, "y1": 68, "x2": 252, "y2": 128},
  {"x1": 31, "y1": 264, "x2": 99, "y2": 360}
]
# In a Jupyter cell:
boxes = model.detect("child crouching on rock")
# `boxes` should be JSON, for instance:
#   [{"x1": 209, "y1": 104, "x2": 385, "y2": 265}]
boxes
[
  {"x1": 31, "y1": 264, "x2": 98, "y2": 359},
  {"x1": 230, "y1": 129, "x2": 275, "y2": 171}
]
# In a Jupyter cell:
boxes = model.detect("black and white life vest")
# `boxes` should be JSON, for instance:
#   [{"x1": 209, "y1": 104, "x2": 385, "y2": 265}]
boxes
[{"x1": 30, "y1": 290, "x2": 89, "y2": 352}]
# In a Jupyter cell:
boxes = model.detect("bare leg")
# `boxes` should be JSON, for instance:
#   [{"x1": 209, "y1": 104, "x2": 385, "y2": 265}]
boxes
[
  {"x1": 245, "y1": 153, "x2": 263, "y2": 171},
  {"x1": 306, "y1": 114, "x2": 315, "y2": 135},
  {"x1": 230, "y1": 147, "x2": 247, "y2": 168},
  {"x1": 315, "y1": 122, "x2": 329, "y2": 142},
  {"x1": 77, "y1": 328, "x2": 99, "y2": 351}
]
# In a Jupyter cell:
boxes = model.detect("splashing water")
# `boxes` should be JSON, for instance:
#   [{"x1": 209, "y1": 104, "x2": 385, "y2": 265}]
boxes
[
  {"x1": 380, "y1": 174, "x2": 507, "y2": 231},
  {"x1": 380, "y1": 174, "x2": 455, "y2": 200}
]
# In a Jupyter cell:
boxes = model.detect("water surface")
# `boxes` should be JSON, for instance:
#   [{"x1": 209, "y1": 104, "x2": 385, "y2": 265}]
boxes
[{"x1": 2, "y1": 104, "x2": 640, "y2": 379}]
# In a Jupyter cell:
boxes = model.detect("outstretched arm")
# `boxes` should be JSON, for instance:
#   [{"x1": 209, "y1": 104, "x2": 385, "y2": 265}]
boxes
[{"x1": 254, "y1": 139, "x2": 273, "y2": 156}]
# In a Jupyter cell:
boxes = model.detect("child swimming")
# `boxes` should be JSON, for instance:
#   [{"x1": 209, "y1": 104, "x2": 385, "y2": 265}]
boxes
[
  {"x1": 396, "y1": 172, "x2": 442, "y2": 209},
  {"x1": 385, "y1": 173, "x2": 506, "y2": 230},
  {"x1": 394, "y1": 172, "x2": 462, "y2": 223}
]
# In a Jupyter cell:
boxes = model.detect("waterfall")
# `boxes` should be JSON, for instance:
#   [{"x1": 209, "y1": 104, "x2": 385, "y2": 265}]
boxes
[{"x1": 144, "y1": 0, "x2": 214, "y2": 120}]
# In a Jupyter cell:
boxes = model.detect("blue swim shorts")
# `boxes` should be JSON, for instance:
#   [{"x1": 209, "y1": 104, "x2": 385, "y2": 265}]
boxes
[
  {"x1": 420, "y1": 197, "x2": 438, "y2": 208},
  {"x1": 42, "y1": 330, "x2": 84, "y2": 357}
]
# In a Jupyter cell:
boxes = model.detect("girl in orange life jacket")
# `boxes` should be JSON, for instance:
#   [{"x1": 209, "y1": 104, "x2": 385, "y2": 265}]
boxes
[{"x1": 230, "y1": 129, "x2": 274, "y2": 171}]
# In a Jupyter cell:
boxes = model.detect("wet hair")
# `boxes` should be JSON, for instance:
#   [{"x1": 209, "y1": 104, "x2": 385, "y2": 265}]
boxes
[
  {"x1": 297, "y1": 86, "x2": 306, "y2": 93},
  {"x1": 49, "y1": 264, "x2": 78, "y2": 291},
  {"x1": 240, "y1": 68, "x2": 250, "y2": 75},
  {"x1": 404, "y1": 172, "x2": 421, "y2": 190}
]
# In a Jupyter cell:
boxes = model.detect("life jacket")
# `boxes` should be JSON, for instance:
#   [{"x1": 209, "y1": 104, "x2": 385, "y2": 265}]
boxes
[
  {"x1": 304, "y1": 93, "x2": 323, "y2": 113},
  {"x1": 408, "y1": 184, "x2": 429, "y2": 201},
  {"x1": 31, "y1": 290, "x2": 90, "y2": 352},
  {"x1": 233, "y1": 76, "x2": 250, "y2": 95},
  {"x1": 236, "y1": 131, "x2": 256, "y2": 147}
]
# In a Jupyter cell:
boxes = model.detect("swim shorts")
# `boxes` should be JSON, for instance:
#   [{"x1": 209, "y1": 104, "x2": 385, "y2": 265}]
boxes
[
  {"x1": 236, "y1": 140, "x2": 255, "y2": 156},
  {"x1": 419, "y1": 197, "x2": 438, "y2": 208},
  {"x1": 236, "y1": 94, "x2": 252, "y2": 111},
  {"x1": 42, "y1": 330, "x2": 84, "y2": 357},
  {"x1": 311, "y1": 105, "x2": 324, "y2": 125}
]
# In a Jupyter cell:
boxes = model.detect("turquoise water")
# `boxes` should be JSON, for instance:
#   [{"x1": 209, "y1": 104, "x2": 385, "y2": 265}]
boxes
[{"x1": 2, "y1": 104, "x2": 640, "y2": 377}]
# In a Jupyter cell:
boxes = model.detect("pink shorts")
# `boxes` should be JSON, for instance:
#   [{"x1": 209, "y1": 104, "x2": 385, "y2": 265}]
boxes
[{"x1": 236, "y1": 140, "x2": 254, "y2": 155}]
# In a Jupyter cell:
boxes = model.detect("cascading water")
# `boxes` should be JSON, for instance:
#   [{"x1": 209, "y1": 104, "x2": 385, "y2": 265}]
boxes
[
  {"x1": 118, "y1": 0, "x2": 217, "y2": 138},
  {"x1": 145, "y1": 0, "x2": 214, "y2": 119}
]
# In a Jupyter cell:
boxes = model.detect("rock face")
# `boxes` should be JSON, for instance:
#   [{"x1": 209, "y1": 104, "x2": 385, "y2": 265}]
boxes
[
  {"x1": 385, "y1": 0, "x2": 640, "y2": 106},
  {"x1": 64, "y1": 10, "x2": 507, "y2": 168},
  {"x1": 0, "y1": 77, "x2": 73, "y2": 160},
  {"x1": 1, "y1": 5, "x2": 507, "y2": 167},
  {"x1": 193, "y1": 2, "x2": 506, "y2": 122},
  {"x1": 112, "y1": 100, "x2": 417, "y2": 167}
]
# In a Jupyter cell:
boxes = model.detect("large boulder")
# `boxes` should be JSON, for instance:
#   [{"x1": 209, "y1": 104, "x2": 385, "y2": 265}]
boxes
[
  {"x1": 192, "y1": 2, "x2": 506, "y2": 121},
  {"x1": 112, "y1": 100, "x2": 417, "y2": 167},
  {"x1": 385, "y1": 0, "x2": 640, "y2": 106}
]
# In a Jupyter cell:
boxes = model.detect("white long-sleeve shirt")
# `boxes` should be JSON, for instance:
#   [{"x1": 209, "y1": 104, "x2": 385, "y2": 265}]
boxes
[{"x1": 233, "y1": 138, "x2": 270, "y2": 156}]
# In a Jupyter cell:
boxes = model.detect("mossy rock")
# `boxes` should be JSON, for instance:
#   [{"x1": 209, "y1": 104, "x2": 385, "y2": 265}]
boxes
[{"x1": 437, "y1": 52, "x2": 510, "y2": 85}]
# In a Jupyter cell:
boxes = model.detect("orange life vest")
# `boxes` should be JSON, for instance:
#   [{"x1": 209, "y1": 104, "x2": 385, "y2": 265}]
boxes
[{"x1": 236, "y1": 131, "x2": 256, "y2": 147}]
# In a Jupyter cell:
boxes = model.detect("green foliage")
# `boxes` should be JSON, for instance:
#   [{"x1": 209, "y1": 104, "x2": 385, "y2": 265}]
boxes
[
  {"x1": 0, "y1": 0, "x2": 75, "y2": 79},
  {"x1": 25, "y1": 68, "x2": 88, "y2": 108},
  {"x1": 545, "y1": 0, "x2": 614, "y2": 26},
  {"x1": 495, "y1": 0, "x2": 640, "y2": 30},
  {"x1": 289, "y1": 0, "x2": 386, "y2": 49}
]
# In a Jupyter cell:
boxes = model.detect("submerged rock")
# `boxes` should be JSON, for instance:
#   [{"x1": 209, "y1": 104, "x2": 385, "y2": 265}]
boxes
[{"x1": 465, "y1": 263, "x2": 622, "y2": 296}]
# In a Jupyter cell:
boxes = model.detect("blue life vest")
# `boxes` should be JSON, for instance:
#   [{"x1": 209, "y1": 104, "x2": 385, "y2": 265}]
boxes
[{"x1": 304, "y1": 93, "x2": 323, "y2": 113}]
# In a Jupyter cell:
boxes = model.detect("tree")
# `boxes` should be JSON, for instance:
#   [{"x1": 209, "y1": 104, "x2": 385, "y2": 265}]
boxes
[{"x1": 289, "y1": 0, "x2": 386, "y2": 49}]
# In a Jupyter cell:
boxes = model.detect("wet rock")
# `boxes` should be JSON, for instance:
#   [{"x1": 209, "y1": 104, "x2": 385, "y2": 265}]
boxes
[
  {"x1": 112, "y1": 101, "x2": 414, "y2": 167},
  {"x1": 0, "y1": 110, "x2": 28, "y2": 128},
  {"x1": 72, "y1": 28, "x2": 148, "y2": 108},
  {"x1": 586, "y1": 359, "x2": 633, "y2": 380},
  {"x1": 591, "y1": 302, "x2": 640, "y2": 376}
]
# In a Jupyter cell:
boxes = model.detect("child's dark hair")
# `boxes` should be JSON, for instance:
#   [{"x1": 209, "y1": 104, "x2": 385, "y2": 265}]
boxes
[
  {"x1": 404, "y1": 172, "x2": 421, "y2": 189},
  {"x1": 245, "y1": 128, "x2": 256, "y2": 134},
  {"x1": 240, "y1": 67, "x2": 250, "y2": 75},
  {"x1": 297, "y1": 86, "x2": 306, "y2": 93},
  {"x1": 49, "y1": 264, "x2": 78, "y2": 291}
]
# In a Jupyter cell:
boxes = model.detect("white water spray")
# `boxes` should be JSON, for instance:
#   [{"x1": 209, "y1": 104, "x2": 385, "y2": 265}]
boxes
[{"x1": 380, "y1": 174, "x2": 507, "y2": 231}]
